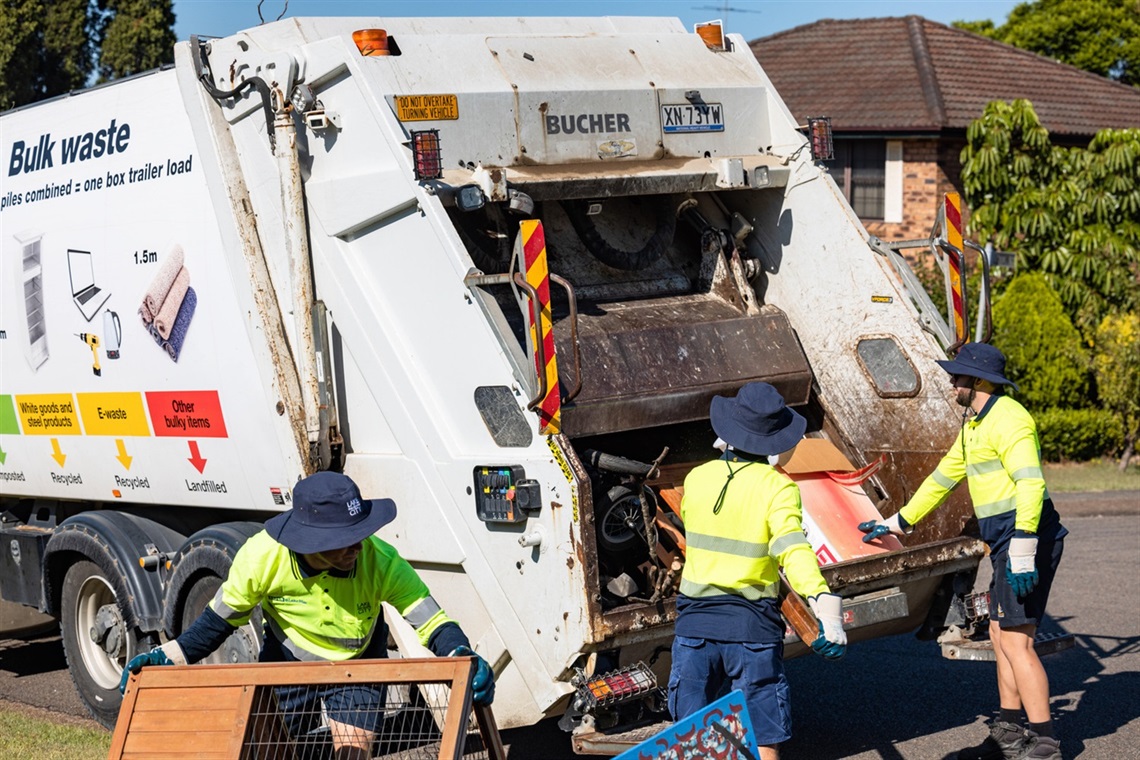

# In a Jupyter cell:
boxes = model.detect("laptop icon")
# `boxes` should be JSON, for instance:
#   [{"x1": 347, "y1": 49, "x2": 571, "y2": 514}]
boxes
[{"x1": 67, "y1": 249, "x2": 112, "y2": 322}]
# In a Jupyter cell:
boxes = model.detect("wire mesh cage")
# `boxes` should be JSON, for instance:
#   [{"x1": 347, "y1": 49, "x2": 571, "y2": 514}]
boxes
[{"x1": 111, "y1": 657, "x2": 504, "y2": 760}]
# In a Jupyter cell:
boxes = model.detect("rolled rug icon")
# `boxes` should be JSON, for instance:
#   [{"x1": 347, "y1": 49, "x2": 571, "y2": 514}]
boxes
[
  {"x1": 164, "y1": 286, "x2": 196, "y2": 362},
  {"x1": 143, "y1": 244, "x2": 185, "y2": 318},
  {"x1": 154, "y1": 266, "x2": 190, "y2": 340}
]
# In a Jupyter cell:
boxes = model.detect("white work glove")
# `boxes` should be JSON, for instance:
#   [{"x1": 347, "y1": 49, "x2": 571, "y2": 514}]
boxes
[
  {"x1": 808, "y1": 593, "x2": 846, "y2": 660},
  {"x1": 858, "y1": 512, "x2": 910, "y2": 543},
  {"x1": 1006, "y1": 534, "x2": 1039, "y2": 597}
]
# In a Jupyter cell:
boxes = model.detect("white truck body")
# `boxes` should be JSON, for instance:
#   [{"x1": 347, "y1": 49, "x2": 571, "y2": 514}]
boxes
[{"x1": 1, "y1": 17, "x2": 983, "y2": 742}]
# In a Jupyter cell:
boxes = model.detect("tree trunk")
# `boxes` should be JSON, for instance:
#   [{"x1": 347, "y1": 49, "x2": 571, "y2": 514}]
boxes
[{"x1": 1118, "y1": 429, "x2": 1136, "y2": 472}]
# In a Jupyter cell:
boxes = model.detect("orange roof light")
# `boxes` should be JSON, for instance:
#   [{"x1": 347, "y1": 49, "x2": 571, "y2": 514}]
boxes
[
  {"x1": 353, "y1": 29, "x2": 390, "y2": 57},
  {"x1": 695, "y1": 20, "x2": 726, "y2": 51}
]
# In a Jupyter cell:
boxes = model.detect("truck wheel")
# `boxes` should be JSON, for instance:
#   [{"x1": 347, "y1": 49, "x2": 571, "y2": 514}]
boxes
[
  {"x1": 59, "y1": 559, "x2": 154, "y2": 728},
  {"x1": 179, "y1": 572, "x2": 262, "y2": 665},
  {"x1": 164, "y1": 523, "x2": 264, "y2": 665}
]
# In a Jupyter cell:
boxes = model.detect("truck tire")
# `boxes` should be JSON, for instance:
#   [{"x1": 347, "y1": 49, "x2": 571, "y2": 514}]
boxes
[
  {"x1": 164, "y1": 522, "x2": 264, "y2": 665},
  {"x1": 59, "y1": 559, "x2": 155, "y2": 729}
]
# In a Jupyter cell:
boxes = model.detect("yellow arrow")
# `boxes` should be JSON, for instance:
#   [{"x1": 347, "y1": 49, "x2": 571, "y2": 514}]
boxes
[
  {"x1": 50, "y1": 438, "x2": 66, "y2": 468},
  {"x1": 115, "y1": 439, "x2": 132, "y2": 470}
]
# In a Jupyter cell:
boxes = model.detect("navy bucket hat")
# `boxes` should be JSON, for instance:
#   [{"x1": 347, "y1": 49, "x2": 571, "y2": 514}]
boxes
[
  {"x1": 265, "y1": 471, "x2": 396, "y2": 554},
  {"x1": 709, "y1": 382, "x2": 807, "y2": 457},
  {"x1": 935, "y1": 342, "x2": 1019, "y2": 391}
]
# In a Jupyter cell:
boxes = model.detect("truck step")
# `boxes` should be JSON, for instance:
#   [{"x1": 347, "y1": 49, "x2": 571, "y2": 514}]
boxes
[
  {"x1": 571, "y1": 720, "x2": 673, "y2": 756},
  {"x1": 941, "y1": 631, "x2": 1075, "y2": 662}
]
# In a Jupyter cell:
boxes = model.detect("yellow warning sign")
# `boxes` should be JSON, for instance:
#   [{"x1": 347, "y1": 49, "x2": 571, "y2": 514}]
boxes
[
  {"x1": 77, "y1": 392, "x2": 151, "y2": 436},
  {"x1": 396, "y1": 94, "x2": 459, "y2": 121},
  {"x1": 15, "y1": 393, "x2": 81, "y2": 435}
]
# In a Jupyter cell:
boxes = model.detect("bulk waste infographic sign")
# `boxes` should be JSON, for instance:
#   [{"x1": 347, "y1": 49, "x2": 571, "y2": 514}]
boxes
[{"x1": 0, "y1": 70, "x2": 295, "y2": 510}]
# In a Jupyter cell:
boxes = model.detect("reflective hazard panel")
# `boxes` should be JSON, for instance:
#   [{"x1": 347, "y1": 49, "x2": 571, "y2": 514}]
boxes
[
  {"x1": 395, "y1": 94, "x2": 459, "y2": 121},
  {"x1": 943, "y1": 193, "x2": 967, "y2": 343},
  {"x1": 521, "y1": 220, "x2": 560, "y2": 435}
]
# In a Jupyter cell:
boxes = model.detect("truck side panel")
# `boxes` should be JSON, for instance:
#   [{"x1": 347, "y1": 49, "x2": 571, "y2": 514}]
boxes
[{"x1": 0, "y1": 70, "x2": 302, "y2": 510}]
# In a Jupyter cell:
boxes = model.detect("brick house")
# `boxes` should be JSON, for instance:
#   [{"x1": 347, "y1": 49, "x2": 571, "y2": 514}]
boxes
[{"x1": 750, "y1": 16, "x2": 1140, "y2": 242}]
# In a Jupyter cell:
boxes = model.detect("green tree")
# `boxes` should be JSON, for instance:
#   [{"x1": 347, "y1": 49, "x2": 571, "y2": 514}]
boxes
[
  {"x1": 961, "y1": 99, "x2": 1140, "y2": 333},
  {"x1": 0, "y1": 0, "x2": 173, "y2": 111},
  {"x1": 97, "y1": 0, "x2": 175, "y2": 81},
  {"x1": 992, "y1": 273, "x2": 1090, "y2": 410},
  {"x1": 955, "y1": 0, "x2": 1140, "y2": 85},
  {"x1": 1093, "y1": 311, "x2": 1140, "y2": 468}
]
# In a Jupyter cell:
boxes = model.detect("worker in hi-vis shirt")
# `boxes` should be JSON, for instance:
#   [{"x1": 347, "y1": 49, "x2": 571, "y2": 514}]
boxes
[
  {"x1": 670, "y1": 382, "x2": 846, "y2": 760},
  {"x1": 860, "y1": 342, "x2": 1067, "y2": 760},
  {"x1": 120, "y1": 471, "x2": 493, "y2": 759}
]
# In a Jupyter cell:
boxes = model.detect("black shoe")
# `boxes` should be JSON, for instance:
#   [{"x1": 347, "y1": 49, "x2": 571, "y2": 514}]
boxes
[
  {"x1": 957, "y1": 720, "x2": 1028, "y2": 760},
  {"x1": 1013, "y1": 732, "x2": 1061, "y2": 760}
]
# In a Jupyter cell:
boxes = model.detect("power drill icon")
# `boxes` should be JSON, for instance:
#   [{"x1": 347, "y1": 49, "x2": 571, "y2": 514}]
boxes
[{"x1": 76, "y1": 333, "x2": 101, "y2": 376}]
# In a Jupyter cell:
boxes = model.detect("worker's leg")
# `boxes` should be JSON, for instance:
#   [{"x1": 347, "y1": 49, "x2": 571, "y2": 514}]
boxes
[
  {"x1": 324, "y1": 684, "x2": 385, "y2": 758},
  {"x1": 989, "y1": 620, "x2": 1023, "y2": 712},
  {"x1": 722, "y1": 640, "x2": 790, "y2": 760},
  {"x1": 326, "y1": 717, "x2": 374, "y2": 759},
  {"x1": 992, "y1": 623, "x2": 1050, "y2": 722},
  {"x1": 668, "y1": 636, "x2": 725, "y2": 723},
  {"x1": 989, "y1": 538, "x2": 1064, "y2": 729}
]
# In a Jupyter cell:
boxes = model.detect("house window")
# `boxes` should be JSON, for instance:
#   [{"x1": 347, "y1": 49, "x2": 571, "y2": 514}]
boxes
[{"x1": 828, "y1": 140, "x2": 886, "y2": 219}]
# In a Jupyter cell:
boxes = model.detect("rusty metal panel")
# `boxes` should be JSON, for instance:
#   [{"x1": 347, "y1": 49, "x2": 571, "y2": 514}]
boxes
[
  {"x1": 820, "y1": 537, "x2": 986, "y2": 596},
  {"x1": 865, "y1": 449, "x2": 976, "y2": 544},
  {"x1": 557, "y1": 300, "x2": 811, "y2": 436}
]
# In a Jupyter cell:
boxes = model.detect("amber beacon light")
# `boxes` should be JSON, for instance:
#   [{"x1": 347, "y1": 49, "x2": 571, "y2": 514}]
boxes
[
  {"x1": 695, "y1": 20, "x2": 726, "y2": 50},
  {"x1": 352, "y1": 28, "x2": 390, "y2": 56}
]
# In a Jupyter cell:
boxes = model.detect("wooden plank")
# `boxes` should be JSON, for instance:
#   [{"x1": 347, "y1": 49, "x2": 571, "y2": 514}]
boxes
[
  {"x1": 123, "y1": 708, "x2": 238, "y2": 733},
  {"x1": 137, "y1": 657, "x2": 471, "y2": 688},
  {"x1": 224, "y1": 683, "x2": 254, "y2": 759},
  {"x1": 133, "y1": 684, "x2": 245, "y2": 712},
  {"x1": 438, "y1": 664, "x2": 474, "y2": 760},
  {"x1": 123, "y1": 730, "x2": 234, "y2": 753},
  {"x1": 107, "y1": 671, "x2": 143, "y2": 758},
  {"x1": 474, "y1": 704, "x2": 507, "y2": 760}
]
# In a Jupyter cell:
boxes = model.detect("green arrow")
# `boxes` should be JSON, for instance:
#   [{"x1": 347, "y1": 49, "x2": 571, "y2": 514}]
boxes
[{"x1": 0, "y1": 442, "x2": 6, "y2": 466}]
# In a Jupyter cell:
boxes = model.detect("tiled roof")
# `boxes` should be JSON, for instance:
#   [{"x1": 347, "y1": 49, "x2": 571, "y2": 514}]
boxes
[{"x1": 750, "y1": 16, "x2": 1140, "y2": 136}]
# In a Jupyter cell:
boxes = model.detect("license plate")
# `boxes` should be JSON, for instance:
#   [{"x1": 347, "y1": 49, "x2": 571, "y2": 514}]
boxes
[{"x1": 661, "y1": 102, "x2": 724, "y2": 133}]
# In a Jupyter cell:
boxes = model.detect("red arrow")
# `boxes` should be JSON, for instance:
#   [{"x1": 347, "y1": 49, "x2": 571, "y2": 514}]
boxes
[{"x1": 188, "y1": 441, "x2": 207, "y2": 473}]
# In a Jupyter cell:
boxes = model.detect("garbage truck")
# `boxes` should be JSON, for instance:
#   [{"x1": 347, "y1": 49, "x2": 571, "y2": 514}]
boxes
[{"x1": 0, "y1": 15, "x2": 988, "y2": 747}]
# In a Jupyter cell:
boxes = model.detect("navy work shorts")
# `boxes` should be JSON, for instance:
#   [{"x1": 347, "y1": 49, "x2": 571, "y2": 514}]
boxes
[
  {"x1": 274, "y1": 682, "x2": 386, "y2": 735},
  {"x1": 667, "y1": 635, "x2": 791, "y2": 746},
  {"x1": 991, "y1": 536, "x2": 1064, "y2": 628}
]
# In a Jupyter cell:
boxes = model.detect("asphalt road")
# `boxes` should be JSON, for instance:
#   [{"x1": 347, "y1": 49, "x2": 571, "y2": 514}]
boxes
[{"x1": 1, "y1": 493, "x2": 1137, "y2": 758}]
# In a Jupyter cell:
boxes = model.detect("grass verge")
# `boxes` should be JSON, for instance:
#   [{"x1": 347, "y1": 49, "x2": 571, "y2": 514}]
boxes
[
  {"x1": 1044, "y1": 458, "x2": 1140, "y2": 493},
  {"x1": 0, "y1": 709, "x2": 110, "y2": 759}
]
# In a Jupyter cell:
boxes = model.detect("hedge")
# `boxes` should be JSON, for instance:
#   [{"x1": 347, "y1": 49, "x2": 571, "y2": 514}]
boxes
[{"x1": 1035, "y1": 407, "x2": 1124, "y2": 462}]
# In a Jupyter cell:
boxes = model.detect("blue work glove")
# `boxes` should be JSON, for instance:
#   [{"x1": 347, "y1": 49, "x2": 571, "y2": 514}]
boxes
[
  {"x1": 118, "y1": 646, "x2": 173, "y2": 694},
  {"x1": 858, "y1": 512, "x2": 908, "y2": 544},
  {"x1": 452, "y1": 645, "x2": 495, "y2": 706},
  {"x1": 808, "y1": 593, "x2": 847, "y2": 660},
  {"x1": 1006, "y1": 535, "x2": 1039, "y2": 597}
]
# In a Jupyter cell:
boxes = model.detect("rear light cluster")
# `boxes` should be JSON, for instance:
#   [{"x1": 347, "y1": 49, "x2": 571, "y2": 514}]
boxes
[{"x1": 573, "y1": 662, "x2": 657, "y2": 710}]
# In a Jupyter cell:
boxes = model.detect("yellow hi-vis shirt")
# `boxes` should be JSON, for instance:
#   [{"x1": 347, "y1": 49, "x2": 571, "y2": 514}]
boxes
[
  {"x1": 680, "y1": 457, "x2": 830, "y2": 605},
  {"x1": 899, "y1": 394, "x2": 1063, "y2": 551},
  {"x1": 210, "y1": 531, "x2": 456, "y2": 661}
]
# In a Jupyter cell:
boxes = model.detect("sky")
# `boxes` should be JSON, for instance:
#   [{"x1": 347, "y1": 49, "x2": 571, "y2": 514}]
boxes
[{"x1": 172, "y1": 0, "x2": 1024, "y2": 43}]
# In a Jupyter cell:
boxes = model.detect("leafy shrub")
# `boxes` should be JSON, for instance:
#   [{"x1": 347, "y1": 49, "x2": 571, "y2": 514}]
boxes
[
  {"x1": 1036, "y1": 408, "x2": 1124, "y2": 462},
  {"x1": 992, "y1": 273, "x2": 1089, "y2": 410}
]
